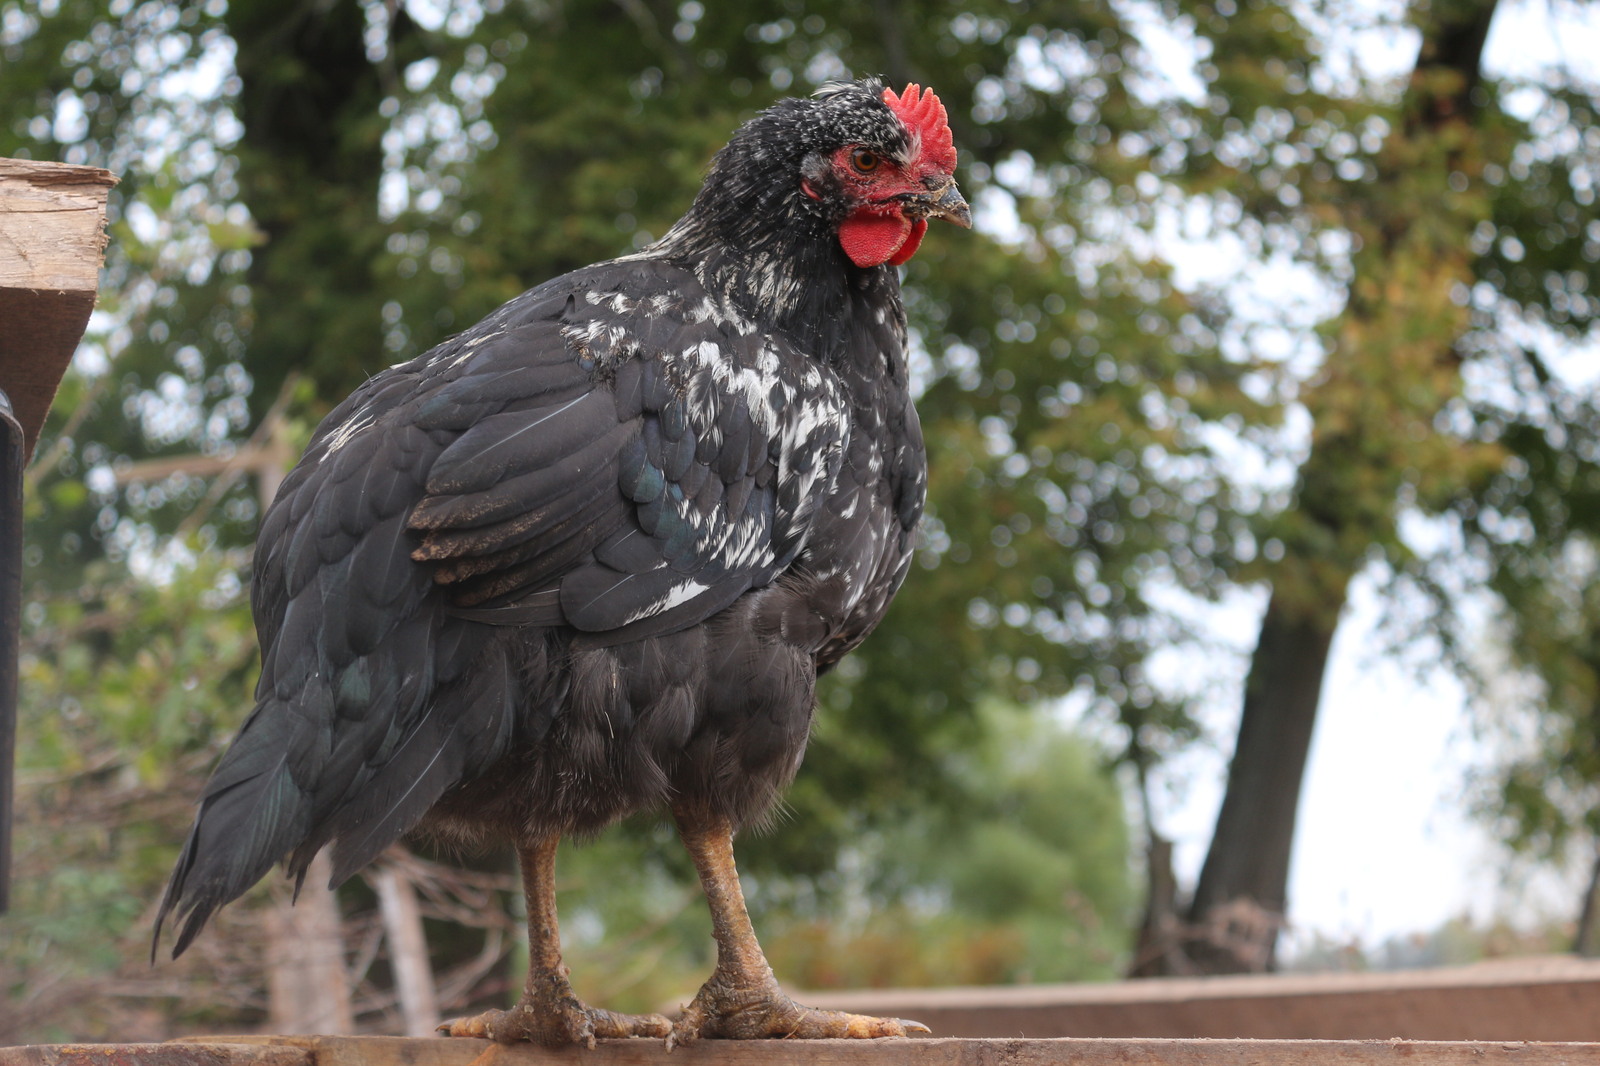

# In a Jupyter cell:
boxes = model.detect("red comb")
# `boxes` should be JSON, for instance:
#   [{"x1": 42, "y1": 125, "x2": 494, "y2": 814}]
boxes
[{"x1": 883, "y1": 83, "x2": 957, "y2": 172}]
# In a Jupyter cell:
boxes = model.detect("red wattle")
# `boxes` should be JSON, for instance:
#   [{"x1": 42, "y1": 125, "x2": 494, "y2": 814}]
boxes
[
  {"x1": 838, "y1": 211, "x2": 912, "y2": 268},
  {"x1": 888, "y1": 219, "x2": 927, "y2": 266}
]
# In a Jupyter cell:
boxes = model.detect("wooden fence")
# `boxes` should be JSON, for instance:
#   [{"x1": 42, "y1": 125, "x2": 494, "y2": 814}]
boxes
[{"x1": 6, "y1": 958, "x2": 1600, "y2": 1065}]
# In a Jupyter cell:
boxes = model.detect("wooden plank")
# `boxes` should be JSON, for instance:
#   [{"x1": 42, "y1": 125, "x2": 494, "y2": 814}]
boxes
[
  {"x1": 99, "y1": 1034, "x2": 1600, "y2": 1066},
  {"x1": 0, "y1": 158, "x2": 115, "y2": 291},
  {"x1": 0, "y1": 156, "x2": 117, "y2": 460},
  {"x1": 805, "y1": 956, "x2": 1600, "y2": 1042},
  {"x1": 0, "y1": 1044, "x2": 309, "y2": 1066}
]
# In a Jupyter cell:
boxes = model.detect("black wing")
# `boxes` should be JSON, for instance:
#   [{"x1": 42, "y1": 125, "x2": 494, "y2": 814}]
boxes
[
  {"x1": 155, "y1": 261, "x2": 847, "y2": 955},
  {"x1": 415, "y1": 275, "x2": 850, "y2": 638}
]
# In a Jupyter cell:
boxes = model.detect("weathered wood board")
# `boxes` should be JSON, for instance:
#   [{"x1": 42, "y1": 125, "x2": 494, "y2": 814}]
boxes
[
  {"x1": 0, "y1": 156, "x2": 117, "y2": 460},
  {"x1": 6, "y1": 1036, "x2": 1600, "y2": 1066},
  {"x1": 808, "y1": 955, "x2": 1600, "y2": 1042}
]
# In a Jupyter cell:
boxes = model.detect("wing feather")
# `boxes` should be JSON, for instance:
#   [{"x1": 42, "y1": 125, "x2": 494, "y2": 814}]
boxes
[
  {"x1": 410, "y1": 270, "x2": 850, "y2": 643},
  {"x1": 425, "y1": 388, "x2": 612, "y2": 496}
]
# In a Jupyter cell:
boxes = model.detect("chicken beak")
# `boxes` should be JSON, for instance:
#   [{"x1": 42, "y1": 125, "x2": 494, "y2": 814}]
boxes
[{"x1": 917, "y1": 180, "x2": 972, "y2": 228}]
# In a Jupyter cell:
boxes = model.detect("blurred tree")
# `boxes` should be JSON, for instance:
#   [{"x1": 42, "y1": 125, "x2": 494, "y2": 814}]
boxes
[
  {"x1": 1168, "y1": 0, "x2": 1600, "y2": 973},
  {"x1": 1411, "y1": 5, "x2": 1600, "y2": 959},
  {"x1": 0, "y1": 551, "x2": 263, "y2": 1044},
  {"x1": 225, "y1": 0, "x2": 402, "y2": 419},
  {"x1": 1168, "y1": 0, "x2": 1507, "y2": 973},
  {"x1": 1449, "y1": 389, "x2": 1600, "y2": 957}
]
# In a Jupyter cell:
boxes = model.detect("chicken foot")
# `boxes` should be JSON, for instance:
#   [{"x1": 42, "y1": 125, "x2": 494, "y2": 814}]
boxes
[
  {"x1": 666, "y1": 804, "x2": 929, "y2": 1048},
  {"x1": 438, "y1": 833, "x2": 670, "y2": 1047}
]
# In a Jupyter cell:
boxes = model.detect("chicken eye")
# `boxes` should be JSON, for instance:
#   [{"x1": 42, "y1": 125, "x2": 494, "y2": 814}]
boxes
[{"x1": 850, "y1": 149, "x2": 881, "y2": 173}]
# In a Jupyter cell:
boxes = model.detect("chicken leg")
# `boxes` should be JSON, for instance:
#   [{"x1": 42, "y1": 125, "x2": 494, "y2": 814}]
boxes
[
  {"x1": 666, "y1": 803, "x2": 929, "y2": 1047},
  {"x1": 438, "y1": 834, "x2": 671, "y2": 1046}
]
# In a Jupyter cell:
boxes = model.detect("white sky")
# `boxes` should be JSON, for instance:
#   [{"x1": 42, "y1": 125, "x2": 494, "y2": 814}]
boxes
[{"x1": 1142, "y1": 0, "x2": 1600, "y2": 956}]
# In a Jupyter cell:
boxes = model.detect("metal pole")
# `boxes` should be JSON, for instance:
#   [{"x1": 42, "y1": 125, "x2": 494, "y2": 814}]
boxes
[{"x1": 0, "y1": 387, "x2": 24, "y2": 913}]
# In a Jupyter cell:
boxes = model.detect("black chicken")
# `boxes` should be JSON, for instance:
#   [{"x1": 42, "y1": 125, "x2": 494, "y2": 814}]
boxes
[{"x1": 156, "y1": 78, "x2": 968, "y2": 1046}]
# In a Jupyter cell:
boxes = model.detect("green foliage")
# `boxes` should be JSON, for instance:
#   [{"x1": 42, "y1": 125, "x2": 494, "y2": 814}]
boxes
[
  {"x1": 1286, "y1": 911, "x2": 1578, "y2": 974},
  {"x1": 1392, "y1": 53, "x2": 1600, "y2": 872},
  {"x1": 1, "y1": 548, "x2": 271, "y2": 1043},
  {"x1": 1457, "y1": 407, "x2": 1600, "y2": 857},
  {"x1": 552, "y1": 704, "x2": 1132, "y2": 1015}
]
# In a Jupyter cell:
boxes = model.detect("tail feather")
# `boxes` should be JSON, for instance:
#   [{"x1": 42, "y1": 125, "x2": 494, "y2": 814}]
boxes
[
  {"x1": 321, "y1": 639, "x2": 516, "y2": 885},
  {"x1": 154, "y1": 629, "x2": 518, "y2": 960},
  {"x1": 153, "y1": 735, "x2": 308, "y2": 959}
]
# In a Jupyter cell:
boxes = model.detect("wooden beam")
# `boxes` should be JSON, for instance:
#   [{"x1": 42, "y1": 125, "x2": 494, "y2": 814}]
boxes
[
  {"x1": 0, "y1": 1046, "x2": 310, "y2": 1066},
  {"x1": 4, "y1": 1035, "x2": 1598, "y2": 1066},
  {"x1": 0, "y1": 157, "x2": 117, "y2": 461},
  {"x1": 806, "y1": 955, "x2": 1600, "y2": 1042}
]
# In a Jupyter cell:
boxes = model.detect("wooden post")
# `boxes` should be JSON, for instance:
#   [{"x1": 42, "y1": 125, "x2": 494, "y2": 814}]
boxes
[
  {"x1": 0, "y1": 157, "x2": 117, "y2": 912},
  {"x1": 0, "y1": 159, "x2": 117, "y2": 459},
  {"x1": 1577, "y1": 844, "x2": 1600, "y2": 958}
]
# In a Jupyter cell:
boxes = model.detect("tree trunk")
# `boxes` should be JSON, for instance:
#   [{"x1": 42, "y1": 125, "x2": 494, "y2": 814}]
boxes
[
  {"x1": 267, "y1": 852, "x2": 354, "y2": 1034},
  {"x1": 227, "y1": 0, "x2": 417, "y2": 414},
  {"x1": 1575, "y1": 844, "x2": 1600, "y2": 958},
  {"x1": 1170, "y1": 0, "x2": 1501, "y2": 975},
  {"x1": 1184, "y1": 596, "x2": 1339, "y2": 973},
  {"x1": 374, "y1": 861, "x2": 441, "y2": 1036},
  {"x1": 1129, "y1": 833, "x2": 1187, "y2": 977}
]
